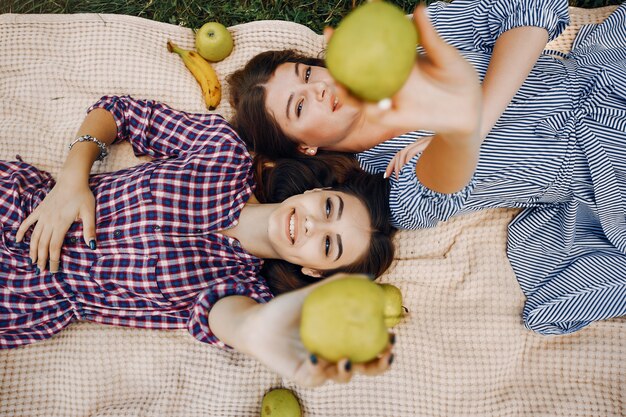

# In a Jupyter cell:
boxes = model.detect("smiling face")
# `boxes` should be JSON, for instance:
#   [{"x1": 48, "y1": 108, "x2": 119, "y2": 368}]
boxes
[
  {"x1": 267, "y1": 189, "x2": 371, "y2": 275},
  {"x1": 264, "y1": 62, "x2": 361, "y2": 152}
]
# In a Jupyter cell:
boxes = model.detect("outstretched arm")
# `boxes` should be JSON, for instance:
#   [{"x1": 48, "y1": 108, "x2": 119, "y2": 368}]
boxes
[
  {"x1": 359, "y1": 5, "x2": 483, "y2": 194},
  {"x1": 480, "y1": 26, "x2": 549, "y2": 138},
  {"x1": 16, "y1": 108, "x2": 117, "y2": 273},
  {"x1": 209, "y1": 276, "x2": 394, "y2": 387},
  {"x1": 384, "y1": 25, "x2": 549, "y2": 180}
]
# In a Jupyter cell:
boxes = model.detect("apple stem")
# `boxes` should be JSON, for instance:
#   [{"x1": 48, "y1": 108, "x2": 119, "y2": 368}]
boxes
[{"x1": 402, "y1": 306, "x2": 409, "y2": 314}]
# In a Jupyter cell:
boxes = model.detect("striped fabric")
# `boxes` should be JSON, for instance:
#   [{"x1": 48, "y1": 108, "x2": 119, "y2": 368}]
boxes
[
  {"x1": 357, "y1": 0, "x2": 626, "y2": 335},
  {"x1": 0, "y1": 96, "x2": 273, "y2": 349}
]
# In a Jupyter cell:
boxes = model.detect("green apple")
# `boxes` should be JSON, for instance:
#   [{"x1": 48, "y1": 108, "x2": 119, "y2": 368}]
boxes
[
  {"x1": 261, "y1": 388, "x2": 301, "y2": 417},
  {"x1": 325, "y1": 1, "x2": 418, "y2": 102},
  {"x1": 195, "y1": 22, "x2": 234, "y2": 62},
  {"x1": 300, "y1": 275, "x2": 389, "y2": 363},
  {"x1": 379, "y1": 283, "x2": 404, "y2": 327}
]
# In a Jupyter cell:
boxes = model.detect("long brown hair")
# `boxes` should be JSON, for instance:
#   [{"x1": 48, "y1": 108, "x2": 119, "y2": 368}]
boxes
[
  {"x1": 228, "y1": 50, "x2": 325, "y2": 158},
  {"x1": 253, "y1": 153, "x2": 396, "y2": 295}
]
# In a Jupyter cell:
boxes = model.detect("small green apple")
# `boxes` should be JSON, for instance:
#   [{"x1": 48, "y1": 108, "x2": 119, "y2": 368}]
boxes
[
  {"x1": 300, "y1": 275, "x2": 389, "y2": 363},
  {"x1": 261, "y1": 388, "x2": 301, "y2": 417},
  {"x1": 379, "y1": 283, "x2": 404, "y2": 328},
  {"x1": 325, "y1": 1, "x2": 418, "y2": 102},
  {"x1": 195, "y1": 22, "x2": 234, "y2": 62}
]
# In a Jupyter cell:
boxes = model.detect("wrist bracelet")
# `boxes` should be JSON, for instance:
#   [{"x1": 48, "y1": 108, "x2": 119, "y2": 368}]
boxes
[{"x1": 68, "y1": 134, "x2": 109, "y2": 162}]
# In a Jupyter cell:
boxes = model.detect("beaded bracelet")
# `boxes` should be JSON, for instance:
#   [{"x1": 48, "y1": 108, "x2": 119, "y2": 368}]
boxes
[{"x1": 68, "y1": 134, "x2": 109, "y2": 161}]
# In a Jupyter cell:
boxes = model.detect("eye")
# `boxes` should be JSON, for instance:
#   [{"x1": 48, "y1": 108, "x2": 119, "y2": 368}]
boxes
[
  {"x1": 325, "y1": 236, "x2": 331, "y2": 256},
  {"x1": 325, "y1": 198, "x2": 332, "y2": 218},
  {"x1": 296, "y1": 99, "x2": 304, "y2": 117},
  {"x1": 304, "y1": 66, "x2": 311, "y2": 83}
]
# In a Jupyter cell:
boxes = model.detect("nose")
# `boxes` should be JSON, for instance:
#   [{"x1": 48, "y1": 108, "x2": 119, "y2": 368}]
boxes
[
  {"x1": 304, "y1": 216, "x2": 331, "y2": 236},
  {"x1": 312, "y1": 81, "x2": 327, "y2": 101}
]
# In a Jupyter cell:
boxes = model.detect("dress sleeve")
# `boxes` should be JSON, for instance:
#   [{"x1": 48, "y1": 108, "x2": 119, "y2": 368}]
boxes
[
  {"x1": 472, "y1": 0, "x2": 570, "y2": 51},
  {"x1": 187, "y1": 272, "x2": 274, "y2": 347},
  {"x1": 389, "y1": 154, "x2": 475, "y2": 230},
  {"x1": 522, "y1": 254, "x2": 626, "y2": 335},
  {"x1": 88, "y1": 95, "x2": 239, "y2": 160}
]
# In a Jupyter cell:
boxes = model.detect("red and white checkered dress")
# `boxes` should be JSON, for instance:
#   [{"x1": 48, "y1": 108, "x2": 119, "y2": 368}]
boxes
[{"x1": 0, "y1": 96, "x2": 273, "y2": 349}]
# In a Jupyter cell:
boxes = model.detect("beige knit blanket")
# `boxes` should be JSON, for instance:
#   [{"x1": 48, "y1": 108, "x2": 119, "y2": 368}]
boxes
[{"x1": 0, "y1": 6, "x2": 624, "y2": 417}]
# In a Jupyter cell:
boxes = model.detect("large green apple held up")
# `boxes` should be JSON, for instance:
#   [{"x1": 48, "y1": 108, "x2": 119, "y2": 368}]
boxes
[
  {"x1": 195, "y1": 22, "x2": 234, "y2": 62},
  {"x1": 325, "y1": 0, "x2": 418, "y2": 102},
  {"x1": 300, "y1": 275, "x2": 390, "y2": 363}
]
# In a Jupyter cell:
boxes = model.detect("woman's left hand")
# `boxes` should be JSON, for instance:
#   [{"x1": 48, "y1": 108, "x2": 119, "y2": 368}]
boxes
[
  {"x1": 242, "y1": 274, "x2": 395, "y2": 387},
  {"x1": 385, "y1": 137, "x2": 433, "y2": 180}
]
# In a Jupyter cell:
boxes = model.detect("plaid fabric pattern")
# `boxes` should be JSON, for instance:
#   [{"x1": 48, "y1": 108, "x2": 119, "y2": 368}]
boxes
[{"x1": 0, "y1": 96, "x2": 273, "y2": 349}]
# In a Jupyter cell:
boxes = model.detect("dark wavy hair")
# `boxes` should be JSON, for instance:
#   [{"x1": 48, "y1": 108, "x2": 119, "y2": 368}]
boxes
[
  {"x1": 253, "y1": 153, "x2": 396, "y2": 295},
  {"x1": 227, "y1": 50, "x2": 325, "y2": 158}
]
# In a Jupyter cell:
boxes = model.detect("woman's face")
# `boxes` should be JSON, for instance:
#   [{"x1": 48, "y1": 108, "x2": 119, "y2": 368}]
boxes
[
  {"x1": 268, "y1": 189, "x2": 371, "y2": 275},
  {"x1": 264, "y1": 62, "x2": 360, "y2": 152}
]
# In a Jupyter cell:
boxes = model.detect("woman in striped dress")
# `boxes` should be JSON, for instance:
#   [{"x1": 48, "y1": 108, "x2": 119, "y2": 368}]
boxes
[{"x1": 228, "y1": 0, "x2": 626, "y2": 335}]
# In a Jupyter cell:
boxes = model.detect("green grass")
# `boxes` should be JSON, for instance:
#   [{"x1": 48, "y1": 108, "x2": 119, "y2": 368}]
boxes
[{"x1": 2, "y1": 0, "x2": 624, "y2": 33}]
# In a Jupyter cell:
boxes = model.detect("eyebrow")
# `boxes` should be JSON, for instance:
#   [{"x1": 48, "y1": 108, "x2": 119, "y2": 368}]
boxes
[
  {"x1": 285, "y1": 63, "x2": 301, "y2": 120},
  {"x1": 334, "y1": 234, "x2": 343, "y2": 262},
  {"x1": 334, "y1": 196, "x2": 345, "y2": 261},
  {"x1": 337, "y1": 196, "x2": 344, "y2": 220}
]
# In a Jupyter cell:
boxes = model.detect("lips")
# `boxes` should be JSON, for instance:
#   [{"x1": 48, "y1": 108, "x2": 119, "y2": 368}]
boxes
[
  {"x1": 331, "y1": 94, "x2": 339, "y2": 112},
  {"x1": 287, "y1": 209, "x2": 297, "y2": 244}
]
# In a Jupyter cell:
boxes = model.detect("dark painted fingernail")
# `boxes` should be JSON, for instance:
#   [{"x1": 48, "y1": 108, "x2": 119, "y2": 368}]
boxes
[
  {"x1": 389, "y1": 333, "x2": 396, "y2": 345},
  {"x1": 344, "y1": 360, "x2": 352, "y2": 372},
  {"x1": 365, "y1": 274, "x2": 376, "y2": 281},
  {"x1": 309, "y1": 354, "x2": 318, "y2": 365},
  {"x1": 388, "y1": 354, "x2": 394, "y2": 366},
  {"x1": 89, "y1": 240, "x2": 96, "y2": 250},
  {"x1": 27, "y1": 258, "x2": 32, "y2": 265},
  {"x1": 35, "y1": 266, "x2": 40, "y2": 274}
]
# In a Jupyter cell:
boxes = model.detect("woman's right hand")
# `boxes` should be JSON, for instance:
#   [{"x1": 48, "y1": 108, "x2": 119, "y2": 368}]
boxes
[
  {"x1": 16, "y1": 174, "x2": 96, "y2": 273},
  {"x1": 241, "y1": 274, "x2": 395, "y2": 387},
  {"x1": 338, "y1": 5, "x2": 482, "y2": 139}
]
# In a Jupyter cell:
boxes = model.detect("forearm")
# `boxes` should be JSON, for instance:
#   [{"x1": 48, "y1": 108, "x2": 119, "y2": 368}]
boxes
[
  {"x1": 208, "y1": 295, "x2": 262, "y2": 355},
  {"x1": 416, "y1": 129, "x2": 481, "y2": 194},
  {"x1": 480, "y1": 26, "x2": 549, "y2": 138},
  {"x1": 58, "y1": 108, "x2": 118, "y2": 182}
]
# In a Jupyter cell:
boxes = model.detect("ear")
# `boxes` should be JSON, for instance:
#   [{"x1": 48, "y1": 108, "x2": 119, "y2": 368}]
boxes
[
  {"x1": 323, "y1": 27, "x2": 335, "y2": 45},
  {"x1": 297, "y1": 145, "x2": 318, "y2": 156},
  {"x1": 301, "y1": 267, "x2": 323, "y2": 278}
]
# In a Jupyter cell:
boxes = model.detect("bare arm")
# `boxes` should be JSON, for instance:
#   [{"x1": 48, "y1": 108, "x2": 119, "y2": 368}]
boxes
[
  {"x1": 418, "y1": 25, "x2": 550, "y2": 192},
  {"x1": 16, "y1": 108, "x2": 118, "y2": 272},
  {"x1": 361, "y1": 6, "x2": 483, "y2": 194},
  {"x1": 381, "y1": 18, "x2": 550, "y2": 189},
  {"x1": 480, "y1": 26, "x2": 549, "y2": 138},
  {"x1": 209, "y1": 276, "x2": 394, "y2": 387},
  {"x1": 63, "y1": 108, "x2": 118, "y2": 177}
]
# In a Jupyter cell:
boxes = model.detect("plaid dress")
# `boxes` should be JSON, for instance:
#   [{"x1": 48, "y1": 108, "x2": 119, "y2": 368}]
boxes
[{"x1": 0, "y1": 96, "x2": 273, "y2": 349}]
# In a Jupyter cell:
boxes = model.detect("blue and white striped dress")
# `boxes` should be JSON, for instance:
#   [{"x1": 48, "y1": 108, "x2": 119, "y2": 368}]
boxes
[{"x1": 357, "y1": 0, "x2": 626, "y2": 335}]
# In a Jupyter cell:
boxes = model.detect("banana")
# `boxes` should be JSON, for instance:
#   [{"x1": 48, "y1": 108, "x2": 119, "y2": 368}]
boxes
[{"x1": 167, "y1": 40, "x2": 221, "y2": 110}]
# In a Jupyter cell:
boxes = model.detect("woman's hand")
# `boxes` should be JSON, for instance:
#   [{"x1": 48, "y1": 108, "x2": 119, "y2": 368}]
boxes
[
  {"x1": 16, "y1": 174, "x2": 96, "y2": 273},
  {"x1": 338, "y1": 5, "x2": 482, "y2": 139},
  {"x1": 241, "y1": 275, "x2": 395, "y2": 387},
  {"x1": 385, "y1": 137, "x2": 433, "y2": 180}
]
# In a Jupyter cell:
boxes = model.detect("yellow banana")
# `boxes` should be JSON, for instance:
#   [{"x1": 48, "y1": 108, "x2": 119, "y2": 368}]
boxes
[{"x1": 167, "y1": 40, "x2": 221, "y2": 110}]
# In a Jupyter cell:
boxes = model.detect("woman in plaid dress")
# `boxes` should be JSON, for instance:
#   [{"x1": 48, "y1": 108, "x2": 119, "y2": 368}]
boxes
[{"x1": 1, "y1": 95, "x2": 395, "y2": 387}]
